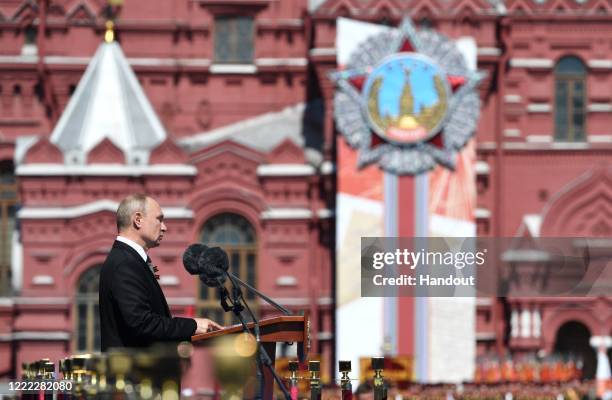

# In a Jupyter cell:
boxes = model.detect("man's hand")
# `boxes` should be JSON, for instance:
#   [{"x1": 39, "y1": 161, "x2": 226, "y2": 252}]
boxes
[{"x1": 194, "y1": 318, "x2": 223, "y2": 334}]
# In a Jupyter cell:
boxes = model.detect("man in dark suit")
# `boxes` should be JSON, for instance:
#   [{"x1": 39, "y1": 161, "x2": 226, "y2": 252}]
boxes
[{"x1": 99, "y1": 193, "x2": 221, "y2": 351}]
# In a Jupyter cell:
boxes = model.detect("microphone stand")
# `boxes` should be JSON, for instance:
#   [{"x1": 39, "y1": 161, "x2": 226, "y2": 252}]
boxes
[
  {"x1": 228, "y1": 273, "x2": 292, "y2": 316},
  {"x1": 217, "y1": 281, "x2": 265, "y2": 399},
  {"x1": 225, "y1": 273, "x2": 292, "y2": 400}
]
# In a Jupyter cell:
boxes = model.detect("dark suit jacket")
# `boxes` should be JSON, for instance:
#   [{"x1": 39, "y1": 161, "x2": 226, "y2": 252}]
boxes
[{"x1": 99, "y1": 241, "x2": 196, "y2": 351}]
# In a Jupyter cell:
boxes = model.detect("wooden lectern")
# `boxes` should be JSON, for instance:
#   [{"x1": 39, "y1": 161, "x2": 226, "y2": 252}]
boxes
[{"x1": 192, "y1": 315, "x2": 309, "y2": 399}]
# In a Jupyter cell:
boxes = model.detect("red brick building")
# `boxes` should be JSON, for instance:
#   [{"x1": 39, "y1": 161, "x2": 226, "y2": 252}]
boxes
[
  {"x1": 0, "y1": 0, "x2": 334, "y2": 391},
  {"x1": 0, "y1": 0, "x2": 610, "y2": 389}
]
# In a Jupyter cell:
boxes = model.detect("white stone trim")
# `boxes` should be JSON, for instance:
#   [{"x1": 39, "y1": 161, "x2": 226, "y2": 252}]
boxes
[
  {"x1": 258, "y1": 18, "x2": 303, "y2": 27},
  {"x1": 0, "y1": 298, "x2": 14, "y2": 307},
  {"x1": 587, "y1": 103, "x2": 612, "y2": 112},
  {"x1": 550, "y1": 142, "x2": 590, "y2": 150},
  {"x1": 257, "y1": 164, "x2": 316, "y2": 177},
  {"x1": 477, "y1": 142, "x2": 497, "y2": 150},
  {"x1": 11, "y1": 228, "x2": 22, "y2": 293},
  {"x1": 16, "y1": 163, "x2": 197, "y2": 176},
  {"x1": 13, "y1": 297, "x2": 70, "y2": 305},
  {"x1": 318, "y1": 297, "x2": 333, "y2": 305},
  {"x1": 18, "y1": 200, "x2": 193, "y2": 220},
  {"x1": 504, "y1": 128, "x2": 521, "y2": 137},
  {"x1": 128, "y1": 58, "x2": 211, "y2": 68},
  {"x1": 44, "y1": 55, "x2": 97, "y2": 65},
  {"x1": 527, "y1": 103, "x2": 552, "y2": 113},
  {"x1": 511, "y1": 309, "x2": 519, "y2": 338},
  {"x1": 590, "y1": 335, "x2": 612, "y2": 348},
  {"x1": 552, "y1": 142, "x2": 589, "y2": 150},
  {"x1": 255, "y1": 58, "x2": 307, "y2": 67},
  {"x1": 474, "y1": 208, "x2": 491, "y2": 219},
  {"x1": 504, "y1": 94, "x2": 522, "y2": 103},
  {"x1": 476, "y1": 298, "x2": 492, "y2": 306},
  {"x1": 0, "y1": 55, "x2": 39, "y2": 64},
  {"x1": 475, "y1": 161, "x2": 490, "y2": 175},
  {"x1": 317, "y1": 331, "x2": 333, "y2": 340},
  {"x1": 260, "y1": 208, "x2": 333, "y2": 220},
  {"x1": 261, "y1": 208, "x2": 312, "y2": 220},
  {"x1": 209, "y1": 64, "x2": 257, "y2": 74},
  {"x1": 0, "y1": 55, "x2": 215, "y2": 68},
  {"x1": 532, "y1": 309, "x2": 541, "y2": 338},
  {"x1": 526, "y1": 135, "x2": 553, "y2": 143},
  {"x1": 320, "y1": 161, "x2": 335, "y2": 175},
  {"x1": 276, "y1": 276, "x2": 298, "y2": 287},
  {"x1": 476, "y1": 332, "x2": 496, "y2": 341},
  {"x1": 177, "y1": 59, "x2": 212, "y2": 68},
  {"x1": 509, "y1": 58, "x2": 553, "y2": 69},
  {"x1": 32, "y1": 275, "x2": 54, "y2": 285},
  {"x1": 159, "y1": 276, "x2": 179, "y2": 286},
  {"x1": 520, "y1": 308, "x2": 531, "y2": 338},
  {"x1": 523, "y1": 214, "x2": 542, "y2": 237},
  {"x1": 588, "y1": 59, "x2": 612, "y2": 69},
  {"x1": 12, "y1": 331, "x2": 70, "y2": 341},
  {"x1": 477, "y1": 47, "x2": 501, "y2": 56},
  {"x1": 588, "y1": 135, "x2": 612, "y2": 143},
  {"x1": 21, "y1": 43, "x2": 37, "y2": 56},
  {"x1": 309, "y1": 48, "x2": 336, "y2": 57},
  {"x1": 317, "y1": 209, "x2": 334, "y2": 219},
  {"x1": 499, "y1": 142, "x2": 592, "y2": 150}
]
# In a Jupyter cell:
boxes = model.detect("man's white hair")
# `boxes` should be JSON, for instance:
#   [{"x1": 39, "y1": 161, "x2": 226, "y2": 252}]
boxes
[{"x1": 116, "y1": 194, "x2": 148, "y2": 232}]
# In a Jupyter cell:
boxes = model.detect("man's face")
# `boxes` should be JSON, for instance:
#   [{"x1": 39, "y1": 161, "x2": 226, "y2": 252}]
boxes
[{"x1": 136, "y1": 198, "x2": 167, "y2": 249}]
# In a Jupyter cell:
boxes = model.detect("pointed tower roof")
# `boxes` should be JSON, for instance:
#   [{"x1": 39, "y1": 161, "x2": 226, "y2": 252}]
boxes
[{"x1": 50, "y1": 41, "x2": 167, "y2": 165}]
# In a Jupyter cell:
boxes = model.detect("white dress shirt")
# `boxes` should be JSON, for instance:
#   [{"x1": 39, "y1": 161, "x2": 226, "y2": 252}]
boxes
[
  {"x1": 116, "y1": 236, "x2": 148, "y2": 263},
  {"x1": 116, "y1": 236, "x2": 158, "y2": 277}
]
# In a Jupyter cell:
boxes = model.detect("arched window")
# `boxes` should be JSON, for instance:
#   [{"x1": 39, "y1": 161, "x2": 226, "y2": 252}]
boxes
[
  {"x1": 554, "y1": 56, "x2": 586, "y2": 142},
  {"x1": 197, "y1": 213, "x2": 257, "y2": 325},
  {"x1": 553, "y1": 321, "x2": 596, "y2": 379},
  {"x1": 75, "y1": 265, "x2": 101, "y2": 352}
]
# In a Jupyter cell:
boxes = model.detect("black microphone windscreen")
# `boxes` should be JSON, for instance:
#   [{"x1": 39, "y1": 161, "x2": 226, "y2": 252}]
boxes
[
  {"x1": 199, "y1": 272, "x2": 226, "y2": 288},
  {"x1": 183, "y1": 243, "x2": 208, "y2": 275},
  {"x1": 198, "y1": 246, "x2": 229, "y2": 287}
]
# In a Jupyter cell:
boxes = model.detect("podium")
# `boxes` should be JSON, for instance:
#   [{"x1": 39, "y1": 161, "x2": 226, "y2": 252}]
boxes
[{"x1": 192, "y1": 315, "x2": 310, "y2": 399}]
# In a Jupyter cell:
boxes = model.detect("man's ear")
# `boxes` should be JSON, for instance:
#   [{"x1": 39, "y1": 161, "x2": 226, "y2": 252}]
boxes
[{"x1": 133, "y1": 212, "x2": 143, "y2": 229}]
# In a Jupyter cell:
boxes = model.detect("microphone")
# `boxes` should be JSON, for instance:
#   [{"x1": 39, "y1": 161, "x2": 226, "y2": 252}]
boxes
[
  {"x1": 181, "y1": 243, "x2": 292, "y2": 315},
  {"x1": 182, "y1": 243, "x2": 229, "y2": 286},
  {"x1": 198, "y1": 246, "x2": 229, "y2": 287},
  {"x1": 182, "y1": 243, "x2": 208, "y2": 275}
]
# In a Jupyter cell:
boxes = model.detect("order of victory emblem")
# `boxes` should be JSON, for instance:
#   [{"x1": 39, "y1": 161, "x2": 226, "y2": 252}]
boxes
[{"x1": 330, "y1": 18, "x2": 484, "y2": 175}]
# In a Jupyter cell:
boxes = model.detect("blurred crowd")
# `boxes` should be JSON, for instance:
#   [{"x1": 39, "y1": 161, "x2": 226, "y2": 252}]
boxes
[
  {"x1": 475, "y1": 356, "x2": 583, "y2": 383},
  {"x1": 317, "y1": 380, "x2": 594, "y2": 400}
]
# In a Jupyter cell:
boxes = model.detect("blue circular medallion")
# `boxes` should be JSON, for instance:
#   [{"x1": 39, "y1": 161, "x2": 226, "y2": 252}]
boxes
[{"x1": 362, "y1": 53, "x2": 451, "y2": 144}]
